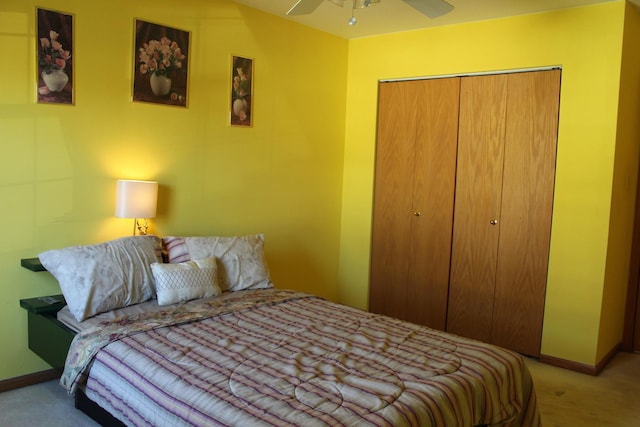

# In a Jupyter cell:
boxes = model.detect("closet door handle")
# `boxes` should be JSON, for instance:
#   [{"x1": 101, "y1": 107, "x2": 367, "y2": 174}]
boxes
[
  {"x1": 490, "y1": 219, "x2": 498, "y2": 225},
  {"x1": 413, "y1": 212, "x2": 422, "y2": 217}
]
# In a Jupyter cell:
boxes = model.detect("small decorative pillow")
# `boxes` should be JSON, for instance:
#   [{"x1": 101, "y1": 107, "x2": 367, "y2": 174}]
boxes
[
  {"x1": 39, "y1": 235, "x2": 162, "y2": 322},
  {"x1": 162, "y1": 234, "x2": 273, "y2": 292},
  {"x1": 151, "y1": 256, "x2": 221, "y2": 306}
]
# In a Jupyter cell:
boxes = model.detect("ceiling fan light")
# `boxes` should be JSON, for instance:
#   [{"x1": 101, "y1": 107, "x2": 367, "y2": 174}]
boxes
[
  {"x1": 353, "y1": 0, "x2": 380, "y2": 8},
  {"x1": 402, "y1": 0, "x2": 453, "y2": 18}
]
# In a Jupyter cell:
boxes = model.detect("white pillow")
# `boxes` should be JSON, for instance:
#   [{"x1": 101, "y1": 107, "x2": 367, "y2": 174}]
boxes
[
  {"x1": 151, "y1": 257, "x2": 221, "y2": 306},
  {"x1": 162, "y1": 234, "x2": 273, "y2": 292},
  {"x1": 39, "y1": 236, "x2": 162, "y2": 322}
]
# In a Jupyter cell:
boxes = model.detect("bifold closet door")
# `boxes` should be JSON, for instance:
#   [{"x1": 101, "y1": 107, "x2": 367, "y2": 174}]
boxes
[
  {"x1": 369, "y1": 80, "x2": 419, "y2": 321},
  {"x1": 490, "y1": 70, "x2": 560, "y2": 355},
  {"x1": 369, "y1": 78, "x2": 459, "y2": 330},
  {"x1": 446, "y1": 74, "x2": 509, "y2": 343},
  {"x1": 447, "y1": 70, "x2": 560, "y2": 356}
]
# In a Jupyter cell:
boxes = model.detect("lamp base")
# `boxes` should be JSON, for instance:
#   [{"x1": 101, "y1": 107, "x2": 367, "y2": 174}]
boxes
[{"x1": 133, "y1": 218, "x2": 149, "y2": 236}]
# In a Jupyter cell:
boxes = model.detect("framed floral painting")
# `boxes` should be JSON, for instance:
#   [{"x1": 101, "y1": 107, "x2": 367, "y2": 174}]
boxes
[
  {"x1": 37, "y1": 8, "x2": 73, "y2": 105},
  {"x1": 230, "y1": 55, "x2": 253, "y2": 127},
  {"x1": 132, "y1": 19, "x2": 190, "y2": 107}
]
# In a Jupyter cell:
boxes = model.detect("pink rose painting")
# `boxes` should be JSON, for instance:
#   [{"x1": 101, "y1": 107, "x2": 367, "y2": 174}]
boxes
[
  {"x1": 133, "y1": 20, "x2": 190, "y2": 107},
  {"x1": 230, "y1": 56, "x2": 253, "y2": 127},
  {"x1": 37, "y1": 8, "x2": 73, "y2": 105}
]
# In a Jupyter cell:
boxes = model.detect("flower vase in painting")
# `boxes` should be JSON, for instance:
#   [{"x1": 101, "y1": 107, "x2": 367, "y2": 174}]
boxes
[
  {"x1": 37, "y1": 8, "x2": 73, "y2": 105},
  {"x1": 138, "y1": 37, "x2": 185, "y2": 97},
  {"x1": 133, "y1": 20, "x2": 190, "y2": 107},
  {"x1": 231, "y1": 56, "x2": 253, "y2": 127}
]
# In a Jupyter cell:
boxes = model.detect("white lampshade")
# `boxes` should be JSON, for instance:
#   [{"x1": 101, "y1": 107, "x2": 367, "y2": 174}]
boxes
[{"x1": 115, "y1": 180, "x2": 158, "y2": 219}]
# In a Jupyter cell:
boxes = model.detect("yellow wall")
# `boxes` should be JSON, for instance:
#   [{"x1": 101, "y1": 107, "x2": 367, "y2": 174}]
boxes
[
  {"x1": 339, "y1": 2, "x2": 630, "y2": 366},
  {"x1": 0, "y1": 0, "x2": 348, "y2": 381},
  {"x1": 599, "y1": 1, "x2": 640, "y2": 361}
]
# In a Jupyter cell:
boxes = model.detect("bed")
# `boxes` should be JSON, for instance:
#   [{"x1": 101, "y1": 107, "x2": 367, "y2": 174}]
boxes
[{"x1": 36, "y1": 234, "x2": 541, "y2": 427}]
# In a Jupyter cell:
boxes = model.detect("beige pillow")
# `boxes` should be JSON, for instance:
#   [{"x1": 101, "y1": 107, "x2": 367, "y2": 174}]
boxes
[
  {"x1": 162, "y1": 234, "x2": 273, "y2": 292},
  {"x1": 39, "y1": 236, "x2": 162, "y2": 322},
  {"x1": 151, "y1": 257, "x2": 221, "y2": 306}
]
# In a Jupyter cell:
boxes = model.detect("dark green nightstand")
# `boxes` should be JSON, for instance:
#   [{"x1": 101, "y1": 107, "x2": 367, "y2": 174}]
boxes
[
  {"x1": 20, "y1": 294, "x2": 66, "y2": 313},
  {"x1": 20, "y1": 295, "x2": 75, "y2": 372},
  {"x1": 20, "y1": 257, "x2": 47, "y2": 272}
]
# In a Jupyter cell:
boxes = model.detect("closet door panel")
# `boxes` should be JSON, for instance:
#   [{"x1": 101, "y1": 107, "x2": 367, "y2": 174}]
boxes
[
  {"x1": 369, "y1": 81, "x2": 419, "y2": 319},
  {"x1": 491, "y1": 70, "x2": 560, "y2": 356},
  {"x1": 406, "y1": 78, "x2": 460, "y2": 330},
  {"x1": 447, "y1": 74, "x2": 509, "y2": 342}
]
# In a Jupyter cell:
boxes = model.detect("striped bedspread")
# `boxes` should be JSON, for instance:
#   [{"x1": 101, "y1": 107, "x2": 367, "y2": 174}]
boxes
[{"x1": 62, "y1": 289, "x2": 540, "y2": 426}]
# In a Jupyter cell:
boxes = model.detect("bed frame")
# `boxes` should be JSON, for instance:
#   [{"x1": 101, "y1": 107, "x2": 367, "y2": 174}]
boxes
[{"x1": 76, "y1": 389, "x2": 126, "y2": 427}]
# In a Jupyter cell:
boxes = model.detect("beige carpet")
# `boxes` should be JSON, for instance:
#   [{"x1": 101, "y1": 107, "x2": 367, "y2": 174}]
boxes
[
  {"x1": 0, "y1": 379, "x2": 98, "y2": 426},
  {"x1": 526, "y1": 351, "x2": 640, "y2": 427}
]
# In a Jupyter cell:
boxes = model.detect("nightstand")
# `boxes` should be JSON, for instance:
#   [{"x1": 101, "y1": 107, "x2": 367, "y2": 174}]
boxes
[
  {"x1": 20, "y1": 294, "x2": 66, "y2": 313},
  {"x1": 20, "y1": 294, "x2": 76, "y2": 372},
  {"x1": 20, "y1": 257, "x2": 47, "y2": 272}
]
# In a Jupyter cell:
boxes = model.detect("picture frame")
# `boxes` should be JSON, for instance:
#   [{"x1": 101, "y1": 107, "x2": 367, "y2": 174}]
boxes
[
  {"x1": 132, "y1": 19, "x2": 190, "y2": 107},
  {"x1": 37, "y1": 8, "x2": 74, "y2": 105},
  {"x1": 230, "y1": 55, "x2": 253, "y2": 127}
]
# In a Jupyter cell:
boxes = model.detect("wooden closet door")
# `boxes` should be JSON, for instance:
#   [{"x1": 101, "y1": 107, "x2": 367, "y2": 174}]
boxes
[
  {"x1": 369, "y1": 80, "x2": 419, "y2": 320},
  {"x1": 370, "y1": 78, "x2": 459, "y2": 329},
  {"x1": 405, "y1": 78, "x2": 459, "y2": 330},
  {"x1": 447, "y1": 74, "x2": 509, "y2": 342},
  {"x1": 491, "y1": 70, "x2": 560, "y2": 356}
]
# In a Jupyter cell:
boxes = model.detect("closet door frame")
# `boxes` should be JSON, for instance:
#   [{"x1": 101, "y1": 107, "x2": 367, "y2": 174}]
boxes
[{"x1": 371, "y1": 66, "x2": 561, "y2": 350}]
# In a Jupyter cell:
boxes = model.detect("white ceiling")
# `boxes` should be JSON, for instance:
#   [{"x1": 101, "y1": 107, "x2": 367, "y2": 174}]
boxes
[{"x1": 232, "y1": 0, "x2": 627, "y2": 39}]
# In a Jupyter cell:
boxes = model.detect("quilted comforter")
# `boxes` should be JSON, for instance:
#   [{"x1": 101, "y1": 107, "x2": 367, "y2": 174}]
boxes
[{"x1": 61, "y1": 289, "x2": 540, "y2": 426}]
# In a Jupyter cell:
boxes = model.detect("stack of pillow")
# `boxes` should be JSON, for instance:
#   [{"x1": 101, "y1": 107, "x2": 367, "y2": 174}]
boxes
[{"x1": 39, "y1": 234, "x2": 273, "y2": 322}]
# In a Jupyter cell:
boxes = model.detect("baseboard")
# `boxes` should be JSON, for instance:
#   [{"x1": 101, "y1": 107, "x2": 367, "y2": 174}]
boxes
[
  {"x1": 539, "y1": 343, "x2": 622, "y2": 376},
  {"x1": 0, "y1": 369, "x2": 60, "y2": 393}
]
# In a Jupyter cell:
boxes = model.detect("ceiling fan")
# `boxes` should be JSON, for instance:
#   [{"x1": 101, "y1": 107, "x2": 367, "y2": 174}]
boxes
[{"x1": 287, "y1": 0, "x2": 454, "y2": 22}]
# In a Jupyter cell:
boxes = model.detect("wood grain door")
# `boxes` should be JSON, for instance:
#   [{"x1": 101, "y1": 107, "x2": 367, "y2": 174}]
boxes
[
  {"x1": 491, "y1": 70, "x2": 560, "y2": 356},
  {"x1": 369, "y1": 80, "x2": 419, "y2": 320},
  {"x1": 447, "y1": 74, "x2": 509, "y2": 343},
  {"x1": 447, "y1": 70, "x2": 560, "y2": 355},
  {"x1": 370, "y1": 78, "x2": 459, "y2": 330},
  {"x1": 405, "y1": 78, "x2": 460, "y2": 330}
]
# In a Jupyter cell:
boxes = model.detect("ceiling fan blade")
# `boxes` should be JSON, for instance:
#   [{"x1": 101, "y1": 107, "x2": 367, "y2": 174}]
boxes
[
  {"x1": 402, "y1": 0, "x2": 454, "y2": 18},
  {"x1": 287, "y1": 0, "x2": 325, "y2": 15}
]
